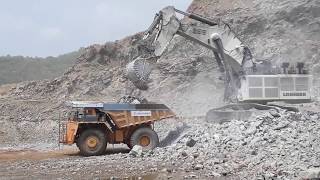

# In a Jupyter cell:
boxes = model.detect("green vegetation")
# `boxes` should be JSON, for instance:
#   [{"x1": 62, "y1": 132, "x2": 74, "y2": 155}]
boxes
[{"x1": 0, "y1": 51, "x2": 80, "y2": 85}]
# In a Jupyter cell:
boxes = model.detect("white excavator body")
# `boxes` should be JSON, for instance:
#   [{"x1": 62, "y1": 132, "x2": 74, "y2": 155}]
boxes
[{"x1": 126, "y1": 6, "x2": 312, "y2": 121}]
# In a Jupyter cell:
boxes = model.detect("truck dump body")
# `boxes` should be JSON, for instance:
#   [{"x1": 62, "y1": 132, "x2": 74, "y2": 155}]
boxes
[
  {"x1": 67, "y1": 102, "x2": 175, "y2": 128},
  {"x1": 103, "y1": 104, "x2": 175, "y2": 128}
]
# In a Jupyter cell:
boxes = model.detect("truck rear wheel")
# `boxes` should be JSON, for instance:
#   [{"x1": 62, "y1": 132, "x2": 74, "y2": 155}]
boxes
[
  {"x1": 77, "y1": 129, "x2": 107, "y2": 156},
  {"x1": 130, "y1": 127, "x2": 159, "y2": 150}
]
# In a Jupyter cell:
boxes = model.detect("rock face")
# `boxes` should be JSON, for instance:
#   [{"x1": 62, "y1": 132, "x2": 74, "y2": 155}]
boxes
[{"x1": 0, "y1": 0, "x2": 320, "y2": 179}]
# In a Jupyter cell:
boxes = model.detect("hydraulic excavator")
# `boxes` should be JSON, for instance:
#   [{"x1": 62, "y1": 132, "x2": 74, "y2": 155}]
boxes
[{"x1": 126, "y1": 6, "x2": 312, "y2": 121}]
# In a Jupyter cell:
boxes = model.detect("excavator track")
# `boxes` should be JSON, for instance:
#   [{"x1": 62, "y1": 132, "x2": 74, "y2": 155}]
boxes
[{"x1": 205, "y1": 103, "x2": 299, "y2": 124}]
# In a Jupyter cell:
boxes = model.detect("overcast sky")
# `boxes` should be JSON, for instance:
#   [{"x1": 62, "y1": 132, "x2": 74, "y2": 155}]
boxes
[{"x1": 0, "y1": 0, "x2": 192, "y2": 57}]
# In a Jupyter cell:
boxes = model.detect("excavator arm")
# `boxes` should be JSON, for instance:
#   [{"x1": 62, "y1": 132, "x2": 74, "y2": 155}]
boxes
[{"x1": 126, "y1": 6, "x2": 254, "y2": 101}]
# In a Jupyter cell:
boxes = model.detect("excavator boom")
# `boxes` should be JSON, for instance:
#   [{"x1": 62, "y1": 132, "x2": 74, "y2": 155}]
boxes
[
  {"x1": 144, "y1": 6, "x2": 249, "y2": 70},
  {"x1": 126, "y1": 6, "x2": 252, "y2": 100}
]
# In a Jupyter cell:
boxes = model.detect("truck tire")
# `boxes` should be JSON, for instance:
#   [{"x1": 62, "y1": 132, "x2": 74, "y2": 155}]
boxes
[
  {"x1": 130, "y1": 127, "x2": 159, "y2": 150},
  {"x1": 77, "y1": 129, "x2": 107, "y2": 156}
]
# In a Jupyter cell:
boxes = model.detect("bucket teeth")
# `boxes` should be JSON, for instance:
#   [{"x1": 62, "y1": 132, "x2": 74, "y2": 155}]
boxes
[{"x1": 126, "y1": 58, "x2": 153, "y2": 90}]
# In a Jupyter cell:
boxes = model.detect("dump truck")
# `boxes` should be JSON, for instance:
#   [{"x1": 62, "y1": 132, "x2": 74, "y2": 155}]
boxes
[{"x1": 60, "y1": 101, "x2": 175, "y2": 156}]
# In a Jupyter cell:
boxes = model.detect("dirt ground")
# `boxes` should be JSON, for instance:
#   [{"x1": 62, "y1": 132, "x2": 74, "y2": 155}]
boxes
[{"x1": 0, "y1": 145, "x2": 225, "y2": 180}]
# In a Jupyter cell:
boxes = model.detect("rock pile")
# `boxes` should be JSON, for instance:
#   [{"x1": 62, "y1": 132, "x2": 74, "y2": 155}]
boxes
[{"x1": 150, "y1": 108, "x2": 320, "y2": 179}]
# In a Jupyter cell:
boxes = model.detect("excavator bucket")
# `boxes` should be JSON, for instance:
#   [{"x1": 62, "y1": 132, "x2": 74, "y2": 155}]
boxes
[{"x1": 126, "y1": 57, "x2": 152, "y2": 90}]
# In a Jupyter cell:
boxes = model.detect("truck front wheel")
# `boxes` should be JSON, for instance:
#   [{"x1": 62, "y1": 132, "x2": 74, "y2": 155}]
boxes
[
  {"x1": 130, "y1": 127, "x2": 159, "y2": 150},
  {"x1": 77, "y1": 129, "x2": 107, "y2": 156}
]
